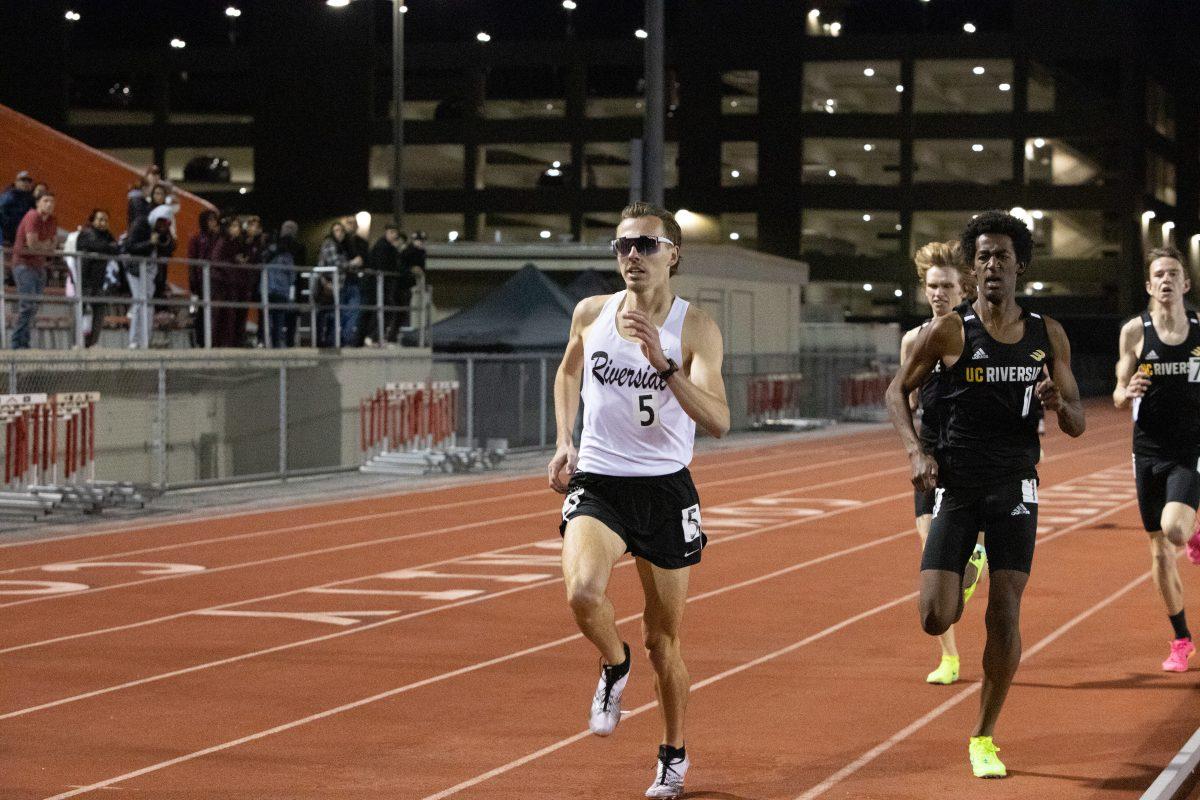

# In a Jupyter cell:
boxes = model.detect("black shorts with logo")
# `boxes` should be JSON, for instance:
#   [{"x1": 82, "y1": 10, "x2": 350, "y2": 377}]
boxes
[
  {"x1": 921, "y1": 477, "x2": 1039, "y2": 575},
  {"x1": 559, "y1": 468, "x2": 706, "y2": 570},
  {"x1": 1133, "y1": 451, "x2": 1200, "y2": 532},
  {"x1": 914, "y1": 488, "x2": 936, "y2": 517}
]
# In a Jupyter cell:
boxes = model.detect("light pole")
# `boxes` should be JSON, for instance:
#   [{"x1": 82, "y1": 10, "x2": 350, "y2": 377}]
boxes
[
  {"x1": 327, "y1": 0, "x2": 404, "y2": 227},
  {"x1": 643, "y1": 0, "x2": 665, "y2": 206},
  {"x1": 391, "y1": 0, "x2": 405, "y2": 228}
]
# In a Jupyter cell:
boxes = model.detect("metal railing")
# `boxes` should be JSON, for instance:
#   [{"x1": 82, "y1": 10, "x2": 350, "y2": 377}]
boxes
[
  {"x1": 433, "y1": 349, "x2": 895, "y2": 451},
  {"x1": 0, "y1": 245, "x2": 432, "y2": 350}
]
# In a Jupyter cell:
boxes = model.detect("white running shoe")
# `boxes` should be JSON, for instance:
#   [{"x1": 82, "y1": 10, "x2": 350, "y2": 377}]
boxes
[
  {"x1": 645, "y1": 748, "x2": 689, "y2": 798},
  {"x1": 588, "y1": 643, "x2": 630, "y2": 736}
]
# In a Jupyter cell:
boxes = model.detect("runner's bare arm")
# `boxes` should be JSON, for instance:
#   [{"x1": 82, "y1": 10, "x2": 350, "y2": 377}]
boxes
[
  {"x1": 1038, "y1": 316, "x2": 1086, "y2": 437},
  {"x1": 548, "y1": 296, "x2": 607, "y2": 492},
  {"x1": 900, "y1": 326, "x2": 921, "y2": 413},
  {"x1": 1112, "y1": 317, "x2": 1147, "y2": 408},
  {"x1": 670, "y1": 308, "x2": 730, "y2": 438},
  {"x1": 887, "y1": 314, "x2": 962, "y2": 490}
]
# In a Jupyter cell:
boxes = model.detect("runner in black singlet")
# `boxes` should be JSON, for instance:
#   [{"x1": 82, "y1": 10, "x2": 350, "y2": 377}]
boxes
[
  {"x1": 899, "y1": 241, "x2": 984, "y2": 686},
  {"x1": 887, "y1": 210, "x2": 1086, "y2": 779},
  {"x1": 1113, "y1": 246, "x2": 1200, "y2": 672}
]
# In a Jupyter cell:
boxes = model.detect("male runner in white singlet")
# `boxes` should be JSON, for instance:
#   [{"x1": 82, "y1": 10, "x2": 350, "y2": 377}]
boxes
[{"x1": 548, "y1": 202, "x2": 729, "y2": 798}]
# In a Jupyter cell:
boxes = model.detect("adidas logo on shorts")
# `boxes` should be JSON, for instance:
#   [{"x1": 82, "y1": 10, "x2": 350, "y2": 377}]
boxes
[
  {"x1": 972, "y1": 348, "x2": 989, "y2": 360},
  {"x1": 1010, "y1": 503, "x2": 1030, "y2": 516}
]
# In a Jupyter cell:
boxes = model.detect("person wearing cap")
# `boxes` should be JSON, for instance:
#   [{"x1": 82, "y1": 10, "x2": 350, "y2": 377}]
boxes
[
  {"x1": 10, "y1": 190, "x2": 60, "y2": 349},
  {"x1": 124, "y1": 203, "x2": 177, "y2": 347},
  {"x1": 0, "y1": 170, "x2": 36, "y2": 247}
]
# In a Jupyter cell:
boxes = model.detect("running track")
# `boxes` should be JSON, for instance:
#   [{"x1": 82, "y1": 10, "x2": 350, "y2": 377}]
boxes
[{"x1": 2, "y1": 403, "x2": 1195, "y2": 799}]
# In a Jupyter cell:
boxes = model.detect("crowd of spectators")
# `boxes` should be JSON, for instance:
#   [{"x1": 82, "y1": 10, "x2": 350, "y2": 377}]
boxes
[{"x1": 0, "y1": 166, "x2": 428, "y2": 350}]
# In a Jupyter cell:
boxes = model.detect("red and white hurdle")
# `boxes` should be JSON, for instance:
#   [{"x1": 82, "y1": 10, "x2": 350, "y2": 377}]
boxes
[
  {"x1": 0, "y1": 392, "x2": 143, "y2": 518},
  {"x1": 360, "y1": 381, "x2": 479, "y2": 475}
]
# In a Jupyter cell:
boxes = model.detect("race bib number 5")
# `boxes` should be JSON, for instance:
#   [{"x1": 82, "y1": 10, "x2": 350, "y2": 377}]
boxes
[{"x1": 633, "y1": 393, "x2": 660, "y2": 427}]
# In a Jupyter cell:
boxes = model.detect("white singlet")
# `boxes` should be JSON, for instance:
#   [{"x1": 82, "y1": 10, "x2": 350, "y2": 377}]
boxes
[{"x1": 576, "y1": 291, "x2": 695, "y2": 477}]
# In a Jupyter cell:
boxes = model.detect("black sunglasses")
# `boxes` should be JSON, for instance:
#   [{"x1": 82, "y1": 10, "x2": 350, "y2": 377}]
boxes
[{"x1": 610, "y1": 235, "x2": 675, "y2": 257}]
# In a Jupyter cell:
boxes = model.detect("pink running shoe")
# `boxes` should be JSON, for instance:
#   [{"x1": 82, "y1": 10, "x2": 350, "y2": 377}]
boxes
[
  {"x1": 1163, "y1": 638, "x2": 1195, "y2": 672},
  {"x1": 1187, "y1": 519, "x2": 1200, "y2": 566}
]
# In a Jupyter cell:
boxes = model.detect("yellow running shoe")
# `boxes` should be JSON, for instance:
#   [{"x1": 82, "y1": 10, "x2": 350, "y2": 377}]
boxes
[
  {"x1": 926, "y1": 654, "x2": 959, "y2": 685},
  {"x1": 963, "y1": 544, "x2": 987, "y2": 604},
  {"x1": 969, "y1": 736, "x2": 1006, "y2": 778}
]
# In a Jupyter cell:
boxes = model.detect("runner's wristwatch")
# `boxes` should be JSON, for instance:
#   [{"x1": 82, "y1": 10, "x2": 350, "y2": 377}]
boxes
[{"x1": 657, "y1": 357, "x2": 679, "y2": 381}]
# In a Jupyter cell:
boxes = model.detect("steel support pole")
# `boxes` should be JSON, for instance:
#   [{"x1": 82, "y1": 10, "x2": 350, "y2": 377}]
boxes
[
  {"x1": 202, "y1": 263, "x2": 213, "y2": 349},
  {"x1": 539, "y1": 357, "x2": 548, "y2": 448},
  {"x1": 376, "y1": 271, "x2": 385, "y2": 346},
  {"x1": 392, "y1": 0, "x2": 405, "y2": 228},
  {"x1": 279, "y1": 364, "x2": 288, "y2": 478},
  {"x1": 260, "y1": 267, "x2": 271, "y2": 349},
  {"x1": 155, "y1": 363, "x2": 167, "y2": 489},
  {"x1": 332, "y1": 270, "x2": 342, "y2": 348},
  {"x1": 465, "y1": 357, "x2": 474, "y2": 447},
  {"x1": 642, "y1": 0, "x2": 666, "y2": 205}
]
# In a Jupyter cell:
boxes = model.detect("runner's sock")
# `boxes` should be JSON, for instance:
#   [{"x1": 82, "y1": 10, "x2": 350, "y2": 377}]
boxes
[
  {"x1": 659, "y1": 744, "x2": 686, "y2": 761},
  {"x1": 604, "y1": 642, "x2": 631, "y2": 682},
  {"x1": 1169, "y1": 610, "x2": 1191, "y2": 641}
]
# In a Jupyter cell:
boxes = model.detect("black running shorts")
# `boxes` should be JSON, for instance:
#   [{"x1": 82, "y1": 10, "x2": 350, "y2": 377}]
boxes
[
  {"x1": 914, "y1": 488, "x2": 936, "y2": 518},
  {"x1": 1134, "y1": 452, "x2": 1200, "y2": 533},
  {"x1": 559, "y1": 468, "x2": 706, "y2": 570},
  {"x1": 922, "y1": 477, "x2": 1039, "y2": 575}
]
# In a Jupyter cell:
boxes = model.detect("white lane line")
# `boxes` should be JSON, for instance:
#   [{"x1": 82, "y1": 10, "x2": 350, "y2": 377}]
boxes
[
  {"x1": 40, "y1": 588, "x2": 922, "y2": 800},
  {"x1": 792, "y1": 502, "x2": 1145, "y2": 800},
  {"x1": 34, "y1": 481, "x2": 1135, "y2": 796},
  {"x1": 4, "y1": 444, "x2": 1133, "y2": 717},
  {"x1": 417, "y1": 594, "x2": 920, "y2": 800},
  {"x1": 1, "y1": 490, "x2": 916, "y2": 717},
  {"x1": 0, "y1": 449, "x2": 897, "y2": 581},
  {"x1": 413, "y1": 497, "x2": 1144, "y2": 800},
  {"x1": 0, "y1": 459, "x2": 915, "y2": 654},
  {"x1": 0, "y1": 508, "x2": 551, "y2": 611},
  {"x1": 0, "y1": 434, "x2": 892, "y2": 554}
]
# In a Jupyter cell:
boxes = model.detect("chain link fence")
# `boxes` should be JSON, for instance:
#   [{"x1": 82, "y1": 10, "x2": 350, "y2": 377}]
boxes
[
  {"x1": 434, "y1": 349, "x2": 897, "y2": 451},
  {"x1": 5, "y1": 352, "x2": 429, "y2": 489}
]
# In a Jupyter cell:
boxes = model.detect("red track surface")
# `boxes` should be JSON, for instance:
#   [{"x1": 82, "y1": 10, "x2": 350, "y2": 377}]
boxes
[{"x1": 2, "y1": 403, "x2": 1195, "y2": 799}]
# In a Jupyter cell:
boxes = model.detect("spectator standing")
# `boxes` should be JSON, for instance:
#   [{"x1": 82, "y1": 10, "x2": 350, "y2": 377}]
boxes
[
  {"x1": 316, "y1": 221, "x2": 352, "y2": 347},
  {"x1": 264, "y1": 221, "x2": 306, "y2": 348},
  {"x1": 242, "y1": 215, "x2": 266, "y2": 345},
  {"x1": 187, "y1": 210, "x2": 221, "y2": 346},
  {"x1": 76, "y1": 209, "x2": 120, "y2": 347},
  {"x1": 10, "y1": 192, "x2": 59, "y2": 349},
  {"x1": 362, "y1": 224, "x2": 404, "y2": 345},
  {"x1": 340, "y1": 216, "x2": 369, "y2": 347},
  {"x1": 210, "y1": 217, "x2": 247, "y2": 347},
  {"x1": 399, "y1": 230, "x2": 428, "y2": 336},
  {"x1": 0, "y1": 170, "x2": 35, "y2": 247},
  {"x1": 124, "y1": 204, "x2": 176, "y2": 348}
]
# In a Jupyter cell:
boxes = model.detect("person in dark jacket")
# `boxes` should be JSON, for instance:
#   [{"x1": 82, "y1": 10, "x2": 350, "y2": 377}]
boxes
[
  {"x1": 76, "y1": 209, "x2": 120, "y2": 347},
  {"x1": 210, "y1": 217, "x2": 247, "y2": 347},
  {"x1": 124, "y1": 204, "x2": 176, "y2": 348},
  {"x1": 273, "y1": 221, "x2": 307, "y2": 347},
  {"x1": 361, "y1": 224, "x2": 405, "y2": 345},
  {"x1": 187, "y1": 210, "x2": 221, "y2": 346},
  {"x1": 0, "y1": 170, "x2": 35, "y2": 247}
]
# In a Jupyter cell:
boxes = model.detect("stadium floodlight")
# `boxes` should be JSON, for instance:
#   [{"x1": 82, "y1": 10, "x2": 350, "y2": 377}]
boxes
[
  {"x1": 225, "y1": 6, "x2": 242, "y2": 18},
  {"x1": 963, "y1": 22, "x2": 977, "y2": 33},
  {"x1": 476, "y1": 32, "x2": 491, "y2": 43},
  {"x1": 635, "y1": 28, "x2": 648, "y2": 39},
  {"x1": 170, "y1": 37, "x2": 186, "y2": 49},
  {"x1": 65, "y1": 10, "x2": 81, "y2": 21}
]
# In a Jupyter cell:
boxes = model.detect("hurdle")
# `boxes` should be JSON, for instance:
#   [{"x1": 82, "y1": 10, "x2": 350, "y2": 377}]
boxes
[
  {"x1": 360, "y1": 380, "x2": 501, "y2": 475},
  {"x1": 839, "y1": 369, "x2": 893, "y2": 422},
  {"x1": 0, "y1": 392, "x2": 145, "y2": 519}
]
